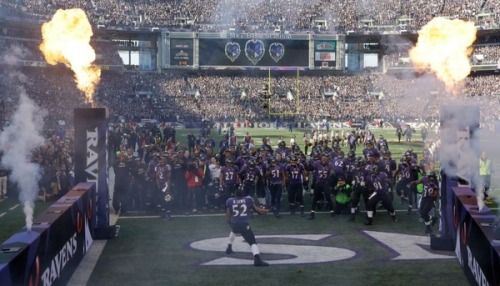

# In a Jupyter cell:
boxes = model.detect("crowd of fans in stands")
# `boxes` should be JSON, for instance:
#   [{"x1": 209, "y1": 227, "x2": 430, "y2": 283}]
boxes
[
  {"x1": 0, "y1": 0, "x2": 498, "y2": 32},
  {"x1": 1, "y1": 65, "x2": 498, "y2": 129}
]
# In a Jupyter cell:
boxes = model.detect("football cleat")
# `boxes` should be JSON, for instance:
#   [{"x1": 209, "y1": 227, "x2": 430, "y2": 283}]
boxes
[
  {"x1": 307, "y1": 212, "x2": 315, "y2": 220},
  {"x1": 254, "y1": 255, "x2": 269, "y2": 267},
  {"x1": 364, "y1": 217, "x2": 372, "y2": 225},
  {"x1": 348, "y1": 214, "x2": 355, "y2": 222},
  {"x1": 431, "y1": 216, "x2": 438, "y2": 227},
  {"x1": 225, "y1": 245, "x2": 233, "y2": 254},
  {"x1": 425, "y1": 226, "x2": 433, "y2": 234}
]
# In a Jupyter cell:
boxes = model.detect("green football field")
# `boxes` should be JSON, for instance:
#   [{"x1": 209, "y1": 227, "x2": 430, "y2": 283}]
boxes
[{"x1": 1, "y1": 126, "x2": 498, "y2": 285}]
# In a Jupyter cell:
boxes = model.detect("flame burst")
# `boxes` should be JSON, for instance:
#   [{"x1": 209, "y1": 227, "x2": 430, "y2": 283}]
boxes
[
  {"x1": 40, "y1": 9, "x2": 101, "y2": 103},
  {"x1": 409, "y1": 17, "x2": 477, "y2": 93}
]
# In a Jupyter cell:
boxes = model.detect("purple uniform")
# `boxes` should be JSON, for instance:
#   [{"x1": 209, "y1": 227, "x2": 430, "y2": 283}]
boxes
[
  {"x1": 380, "y1": 158, "x2": 397, "y2": 180},
  {"x1": 422, "y1": 176, "x2": 439, "y2": 198},
  {"x1": 363, "y1": 147, "x2": 378, "y2": 159},
  {"x1": 368, "y1": 172, "x2": 389, "y2": 195},
  {"x1": 286, "y1": 163, "x2": 305, "y2": 185},
  {"x1": 275, "y1": 147, "x2": 292, "y2": 158},
  {"x1": 397, "y1": 162, "x2": 412, "y2": 183},
  {"x1": 268, "y1": 163, "x2": 285, "y2": 185},
  {"x1": 226, "y1": 196, "x2": 254, "y2": 224},
  {"x1": 333, "y1": 158, "x2": 349, "y2": 178},
  {"x1": 221, "y1": 165, "x2": 239, "y2": 185},
  {"x1": 235, "y1": 156, "x2": 248, "y2": 169},
  {"x1": 313, "y1": 161, "x2": 334, "y2": 184},
  {"x1": 240, "y1": 165, "x2": 260, "y2": 186},
  {"x1": 352, "y1": 167, "x2": 367, "y2": 188}
]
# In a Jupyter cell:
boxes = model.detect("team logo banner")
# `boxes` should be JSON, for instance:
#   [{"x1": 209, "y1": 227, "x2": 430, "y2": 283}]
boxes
[
  {"x1": 269, "y1": 43, "x2": 285, "y2": 63},
  {"x1": 199, "y1": 38, "x2": 308, "y2": 67},
  {"x1": 244, "y1": 39, "x2": 265, "y2": 65},
  {"x1": 224, "y1": 42, "x2": 241, "y2": 62}
]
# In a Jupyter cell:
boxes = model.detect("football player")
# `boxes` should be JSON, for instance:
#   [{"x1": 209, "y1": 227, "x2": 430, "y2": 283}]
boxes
[
  {"x1": 239, "y1": 160, "x2": 260, "y2": 198},
  {"x1": 225, "y1": 189, "x2": 269, "y2": 266},
  {"x1": 308, "y1": 153, "x2": 335, "y2": 220},
  {"x1": 376, "y1": 135, "x2": 388, "y2": 151},
  {"x1": 275, "y1": 141, "x2": 292, "y2": 159},
  {"x1": 220, "y1": 158, "x2": 240, "y2": 208},
  {"x1": 113, "y1": 153, "x2": 132, "y2": 215},
  {"x1": 411, "y1": 172, "x2": 439, "y2": 233},
  {"x1": 394, "y1": 152, "x2": 413, "y2": 209},
  {"x1": 285, "y1": 155, "x2": 307, "y2": 216},
  {"x1": 348, "y1": 157, "x2": 368, "y2": 222},
  {"x1": 379, "y1": 150, "x2": 397, "y2": 200},
  {"x1": 364, "y1": 165, "x2": 397, "y2": 225},
  {"x1": 267, "y1": 158, "x2": 286, "y2": 217}
]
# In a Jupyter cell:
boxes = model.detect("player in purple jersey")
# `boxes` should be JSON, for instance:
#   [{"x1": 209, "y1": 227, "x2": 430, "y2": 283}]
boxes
[
  {"x1": 345, "y1": 150, "x2": 356, "y2": 183},
  {"x1": 267, "y1": 158, "x2": 286, "y2": 217},
  {"x1": 394, "y1": 153, "x2": 412, "y2": 204},
  {"x1": 308, "y1": 154, "x2": 336, "y2": 220},
  {"x1": 239, "y1": 160, "x2": 261, "y2": 197},
  {"x1": 347, "y1": 130, "x2": 357, "y2": 152},
  {"x1": 376, "y1": 135, "x2": 389, "y2": 151},
  {"x1": 225, "y1": 189, "x2": 269, "y2": 266},
  {"x1": 155, "y1": 155, "x2": 173, "y2": 220},
  {"x1": 333, "y1": 150, "x2": 349, "y2": 186},
  {"x1": 395, "y1": 152, "x2": 421, "y2": 213},
  {"x1": 275, "y1": 141, "x2": 292, "y2": 159},
  {"x1": 411, "y1": 172, "x2": 439, "y2": 234},
  {"x1": 380, "y1": 150, "x2": 397, "y2": 200},
  {"x1": 330, "y1": 142, "x2": 339, "y2": 154},
  {"x1": 348, "y1": 157, "x2": 368, "y2": 222},
  {"x1": 285, "y1": 155, "x2": 307, "y2": 216},
  {"x1": 220, "y1": 158, "x2": 240, "y2": 207},
  {"x1": 364, "y1": 165, "x2": 397, "y2": 225},
  {"x1": 362, "y1": 140, "x2": 379, "y2": 160},
  {"x1": 235, "y1": 150, "x2": 250, "y2": 169},
  {"x1": 255, "y1": 157, "x2": 268, "y2": 207}
]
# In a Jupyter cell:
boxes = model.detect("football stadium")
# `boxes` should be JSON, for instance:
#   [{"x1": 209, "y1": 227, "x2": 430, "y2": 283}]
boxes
[{"x1": 0, "y1": 1, "x2": 499, "y2": 285}]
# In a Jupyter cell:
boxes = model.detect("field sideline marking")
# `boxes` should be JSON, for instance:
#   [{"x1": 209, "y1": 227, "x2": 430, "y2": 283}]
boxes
[
  {"x1": 9, "y1": 204, "x2": 19, "y2": 211},
  {"x1": 0, "y1": 212, "x2": 6, "y2": 218}
]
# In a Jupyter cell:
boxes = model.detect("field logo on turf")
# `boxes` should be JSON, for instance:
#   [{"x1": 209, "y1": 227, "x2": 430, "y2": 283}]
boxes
[{"x1": 189, "y1": 232, "x2": 453, "y2": 266}]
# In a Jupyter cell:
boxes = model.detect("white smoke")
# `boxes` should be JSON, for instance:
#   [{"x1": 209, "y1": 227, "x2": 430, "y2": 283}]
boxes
[
  {"x1": 0, "y1": 46, "x2": 47, "y2": 231},
  {"x1": 438, "y1": 102, "x2": 483, "y2": 210}
]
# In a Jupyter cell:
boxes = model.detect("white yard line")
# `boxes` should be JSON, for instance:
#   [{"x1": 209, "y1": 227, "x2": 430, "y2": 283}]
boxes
[{"x1": 9, "y1": 204, "x2": 19, "y2": 211}]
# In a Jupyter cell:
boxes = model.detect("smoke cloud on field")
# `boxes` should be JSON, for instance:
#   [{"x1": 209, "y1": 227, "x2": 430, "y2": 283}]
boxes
[{"x1": 0, "y1": 46, "x2": 47, "y2": 231}]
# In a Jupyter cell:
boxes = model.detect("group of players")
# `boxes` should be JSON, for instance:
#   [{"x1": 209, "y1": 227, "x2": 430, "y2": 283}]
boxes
[{"x1": 112, "y1": 129, "x2": 440, "y2": 235}]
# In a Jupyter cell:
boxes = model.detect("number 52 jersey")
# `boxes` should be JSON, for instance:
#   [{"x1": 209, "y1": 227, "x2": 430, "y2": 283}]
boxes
[{"x1": 227, "y1": 196, "x2": 255, "y2": 224}]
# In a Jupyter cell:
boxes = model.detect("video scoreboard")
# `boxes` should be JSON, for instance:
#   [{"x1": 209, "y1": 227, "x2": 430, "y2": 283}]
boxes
[{"x1": 163, "y1": 32, "x2": 344, "y2": 70}]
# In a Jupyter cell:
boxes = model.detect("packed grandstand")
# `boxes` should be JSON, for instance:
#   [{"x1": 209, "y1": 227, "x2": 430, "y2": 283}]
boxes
[
  {"x1": 0, "y1": 0, "x2": 498, "y2": 32},
  {"x1": 0, "y1": 0, "x2": 498, "y2": 126}
]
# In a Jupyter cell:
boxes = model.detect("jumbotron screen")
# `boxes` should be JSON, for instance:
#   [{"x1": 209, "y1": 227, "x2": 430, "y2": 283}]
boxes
[
  {"x1": 170, "y1": 39, "x2": 194, "y2": 67},
  {"x1": 199, "y1": 39, "x2": 309, "y2": 67}
]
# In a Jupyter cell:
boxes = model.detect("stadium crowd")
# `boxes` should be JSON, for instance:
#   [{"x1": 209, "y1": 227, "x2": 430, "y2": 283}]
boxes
[
  {"x1": 1, "y1": 67, "x2": 499, "y2": 127},
  {"x1": 0, "y1": 0, "x2": 498, "y2": 32}
]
